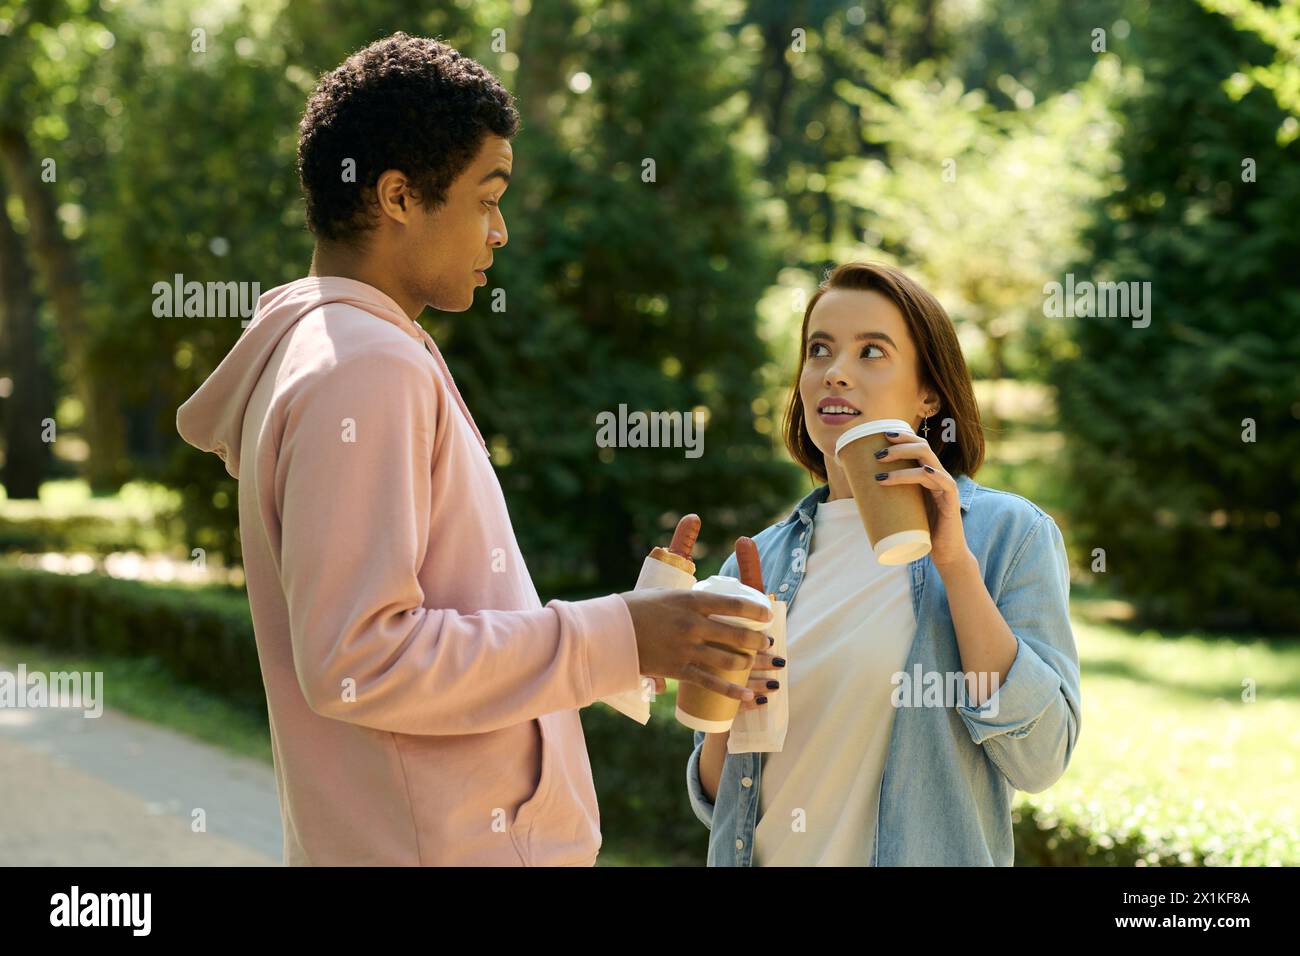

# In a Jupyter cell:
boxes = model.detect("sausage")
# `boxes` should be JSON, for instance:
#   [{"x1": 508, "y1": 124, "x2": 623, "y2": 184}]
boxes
[
  {"x1": 669, "y1": 513, "x2": 701, "y2": 559},
  {"x1": 735, "y1": 536, "x2": 764, "y2": 593}
]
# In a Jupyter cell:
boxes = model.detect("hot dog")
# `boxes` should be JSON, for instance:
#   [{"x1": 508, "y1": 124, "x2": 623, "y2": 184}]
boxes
[{"x1": 650, "y1": 513, "x2": 700, "y2": 576}]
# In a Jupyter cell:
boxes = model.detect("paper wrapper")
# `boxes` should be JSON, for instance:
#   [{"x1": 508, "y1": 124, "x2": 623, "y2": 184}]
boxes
[
  {"x1": 727, "y1": 597, "x2": 788, "y2": 753},
  {"x1": 598, "y1": 552, "x2": 697, "y2": 723}
]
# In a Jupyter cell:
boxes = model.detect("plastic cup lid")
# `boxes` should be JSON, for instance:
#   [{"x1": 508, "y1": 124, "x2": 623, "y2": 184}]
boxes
[
  {"x1": 835, "y1": 418, "x2": 915, "y2": 462},
  {"x1": 693, "y1": 575, "x2": 771, "y2": 629}
]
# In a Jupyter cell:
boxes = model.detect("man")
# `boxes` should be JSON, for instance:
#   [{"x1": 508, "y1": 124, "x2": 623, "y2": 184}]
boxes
[{"x1": 176, "y1": 32, "x2": 769, "y2": 865}]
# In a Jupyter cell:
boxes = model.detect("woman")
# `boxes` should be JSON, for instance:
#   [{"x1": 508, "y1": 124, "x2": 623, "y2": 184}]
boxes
[{"x1": 685, "y1": 261, "x2": 1082, "y2": 866}]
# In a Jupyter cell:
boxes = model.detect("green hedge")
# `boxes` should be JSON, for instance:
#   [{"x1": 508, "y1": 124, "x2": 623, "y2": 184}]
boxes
[
  {"x1": 0, "y1": 567, "x2": 263, "y2": 710},
  {"x1": 0, "y1": 568, "x2": 1245, "y2": 866},
  {"x1": 0, "y1": 483, "x2": 189, "y2": 557},
  {"x1": 0, "y1": 512, "x2": 175, "y2": 556}
]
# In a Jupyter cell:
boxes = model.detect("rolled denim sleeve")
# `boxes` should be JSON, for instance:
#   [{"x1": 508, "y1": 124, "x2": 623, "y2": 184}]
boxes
[
  {"x1": 955, "y1": 514, "x2": 1082, "y2": 794},
  {"x1": 686, "y1": 728, "x2": 715, "y2": 829}
]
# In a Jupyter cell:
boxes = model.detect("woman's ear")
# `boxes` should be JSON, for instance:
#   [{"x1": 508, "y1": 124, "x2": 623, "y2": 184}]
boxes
[{"x1": 918, "y1": 387, "x2": 941, "y2": 420}]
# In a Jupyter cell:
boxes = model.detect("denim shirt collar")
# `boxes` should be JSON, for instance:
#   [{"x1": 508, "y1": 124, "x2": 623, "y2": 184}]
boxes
[{"x1": 782, "y1": 472, "x2": 977, "y2": 527}]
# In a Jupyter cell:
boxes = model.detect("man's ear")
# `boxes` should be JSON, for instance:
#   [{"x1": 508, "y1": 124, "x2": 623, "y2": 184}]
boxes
[{"x1": 375, "y1": 169, "x2": 414, "y2": 225}]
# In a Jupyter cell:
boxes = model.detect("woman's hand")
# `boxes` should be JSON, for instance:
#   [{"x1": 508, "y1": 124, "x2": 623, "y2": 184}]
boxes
[
  {"x1": 738, "y1": 650, "x2": 785, "y2": 709},
  {"x1": 735, "y1": 534, "x2": 783, "y2": 710},
  {"x1": 874, "y1": 431, "x2": 973, "y2": 573}
]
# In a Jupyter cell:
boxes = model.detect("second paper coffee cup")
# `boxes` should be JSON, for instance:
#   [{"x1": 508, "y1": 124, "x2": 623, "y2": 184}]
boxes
[
  {"x1": 834, "y1": 418, "x2": 932, "y2": 565},
  {"x1": 675, "y1": 575, "x2": 771, "y2": 733}
]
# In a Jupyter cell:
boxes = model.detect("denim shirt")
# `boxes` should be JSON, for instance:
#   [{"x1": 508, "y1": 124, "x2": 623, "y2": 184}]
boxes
[{"x1": 685, "y1": 473, "x2": 1082, "y2": 865}]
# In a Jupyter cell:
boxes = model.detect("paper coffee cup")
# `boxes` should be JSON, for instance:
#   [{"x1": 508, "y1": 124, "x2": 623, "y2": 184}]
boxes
[
  {"x1": 834, "y1": 418, "x2": 932, "y2": 565},
  {"x1": 674, "y1": 575, "x2": 770, "y2": 733}
]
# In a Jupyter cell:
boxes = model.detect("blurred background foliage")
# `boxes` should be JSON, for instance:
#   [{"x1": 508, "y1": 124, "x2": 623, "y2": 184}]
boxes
[{"x1": 1, "y1": 0, "x2": 1297, "y2": 625}]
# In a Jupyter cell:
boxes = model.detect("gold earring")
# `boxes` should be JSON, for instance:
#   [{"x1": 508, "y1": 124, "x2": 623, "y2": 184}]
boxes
[{"x1": 922, "y1": 406, "x2": 939, "y2": 438}]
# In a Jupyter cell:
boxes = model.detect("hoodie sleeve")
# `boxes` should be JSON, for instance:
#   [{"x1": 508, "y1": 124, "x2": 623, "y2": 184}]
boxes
[{"x1": 275, "y1": 350, "x2": 642, "y2": 735}]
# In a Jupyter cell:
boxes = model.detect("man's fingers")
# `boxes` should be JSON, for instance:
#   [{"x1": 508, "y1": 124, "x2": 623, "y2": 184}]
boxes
[
  {"x1": 670, "y1": 513, "x2": 701, "y2": 558},
  {"x1": 697, "y1": 642, "x2": 756, "y2": 673},
  {"x1": 690, "y1": 591, "x2": 772, "y2": 624},
  {"x1": 699, "y1": 618, "x2": 769, "y2": 654},
  {"x1": 684, "y1": 665, "x2": 754, "y2": 702},
  {"x1": 736, "y1": 536, "x2": 764, "y2": 593}
]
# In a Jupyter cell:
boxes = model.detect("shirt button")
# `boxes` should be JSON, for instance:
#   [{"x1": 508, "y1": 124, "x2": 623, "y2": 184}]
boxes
[
  {"x1": 779, "y1": 583, "x2": 789, "y2": 592},
  {"x1": 735, "y1": 839, "x2": 744, "y2": 850},
  {"x1": 741, "y1": 776, "x2": 753, "y2": 787}
]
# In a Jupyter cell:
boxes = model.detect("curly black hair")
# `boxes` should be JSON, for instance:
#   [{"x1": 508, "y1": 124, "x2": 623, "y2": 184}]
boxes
[{"x1": 296, "y1": 32, "x2": 520, "y2": 243}]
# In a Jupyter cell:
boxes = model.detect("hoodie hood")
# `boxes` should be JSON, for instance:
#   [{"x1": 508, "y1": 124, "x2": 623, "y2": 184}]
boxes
[{"x1": 176, "y1": 276, "x2": 487, "y2": 478}]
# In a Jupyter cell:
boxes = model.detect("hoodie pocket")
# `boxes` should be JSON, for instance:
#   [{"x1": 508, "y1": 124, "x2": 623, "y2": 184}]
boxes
[{"x1": 508, "y1": 717, "x2": 552, "y2": 851}]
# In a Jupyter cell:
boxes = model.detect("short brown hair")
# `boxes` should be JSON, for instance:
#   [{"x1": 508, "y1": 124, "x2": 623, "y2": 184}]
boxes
[{"x1": 782, "y1": 262, "x2": 985, "y2": 485}]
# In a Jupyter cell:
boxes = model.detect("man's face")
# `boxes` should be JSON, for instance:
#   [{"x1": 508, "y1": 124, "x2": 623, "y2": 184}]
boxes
[{"x1": 396, "y1": 135, "x2": 512, "y2": 312}]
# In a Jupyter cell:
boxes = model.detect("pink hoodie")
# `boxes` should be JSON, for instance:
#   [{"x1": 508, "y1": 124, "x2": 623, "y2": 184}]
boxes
[{"x1": 176, "y1": 276, "x2": 642, "y2": 865}]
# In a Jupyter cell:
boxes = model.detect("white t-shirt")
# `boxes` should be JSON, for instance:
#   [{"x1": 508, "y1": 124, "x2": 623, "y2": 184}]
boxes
[{"x1": 753, "y1": 495, "x2": 918, "y2": 866}]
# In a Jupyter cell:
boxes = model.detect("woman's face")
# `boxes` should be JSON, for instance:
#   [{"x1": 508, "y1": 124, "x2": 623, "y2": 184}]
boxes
[{"x1": 798, "y1": 288, "x2": 938, "y2": 465}]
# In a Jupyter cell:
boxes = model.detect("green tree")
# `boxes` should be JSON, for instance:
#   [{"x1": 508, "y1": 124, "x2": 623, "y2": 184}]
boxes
[
  {"x1": 1201, "y1": 0, "x2": 1300, "y2": 123},
  {"x1": 1052, "y1": 0, "x2": 1300, "y2": 632},
  {"x1": 457, "y1": 0, "x2": 798, "y2": 588},
  {"x1": 0, "y1": 161, "x2": 54, "y2": 498},
  {"x1": 829, "y1": 60, "x2": 1128, "y2": 392},
  {"x1": 0, "y1": 0, "x2": 129, "y2": 491}
]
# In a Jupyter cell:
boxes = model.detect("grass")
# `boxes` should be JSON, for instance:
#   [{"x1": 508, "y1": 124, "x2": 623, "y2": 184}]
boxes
[{"x1": 1028, "y1": 596, "x2": 1300, "y2": 865}]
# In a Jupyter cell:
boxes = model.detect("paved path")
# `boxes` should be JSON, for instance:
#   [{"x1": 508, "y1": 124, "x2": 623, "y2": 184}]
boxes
[{"x1": 0, "y1": 681, "x2": 282, "y2": 865}]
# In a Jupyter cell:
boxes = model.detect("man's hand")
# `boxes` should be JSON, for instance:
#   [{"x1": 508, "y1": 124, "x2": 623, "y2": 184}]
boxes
[
  {"x1": 642, "y1": 512, "x2": 701, "y2": 696},
  {"x1": 620, "y1": 587, "x2": 772, "y2": 700}
]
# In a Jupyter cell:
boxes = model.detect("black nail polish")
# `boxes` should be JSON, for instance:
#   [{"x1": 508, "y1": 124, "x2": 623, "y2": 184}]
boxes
[
  {"x1": 768, "y1": 635, "x2": 775, "y2": 646},
  {"x1": 923, "y1": 464, "x2": 935, "y2": 473},
  {"x1": 874, "y1": 448, "x2": 888, "y2": 459},
  {"x1": 885, "y1": 431, "x2": 898, "y2": 437},
  {"x1": 766, "y1": 680, "x2": 780, "y2": 689},
  {"x1": 875, "y1": 472, "x2": 887, "y2": 481},
  {"x1": 773, "y1": 657, "x2": 786, "y2": 667},
  {"x1": 756, "y1": 695, "x2": 768, "y2": 705}
]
